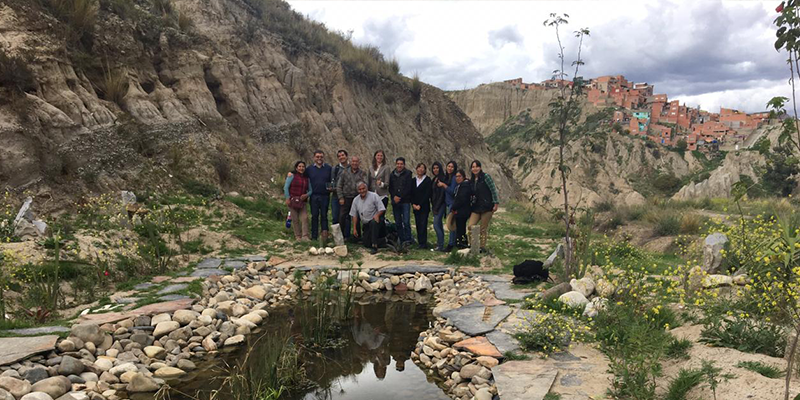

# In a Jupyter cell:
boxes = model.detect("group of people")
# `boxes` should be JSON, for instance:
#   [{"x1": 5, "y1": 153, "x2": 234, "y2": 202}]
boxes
[{"x1": 283, "y1": 149, "x2": 500, "y2": 254}]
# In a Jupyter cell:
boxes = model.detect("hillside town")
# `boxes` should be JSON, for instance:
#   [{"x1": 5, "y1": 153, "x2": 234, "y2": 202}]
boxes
[{"x1": 503, "y1": 76, "x2": 772, "y2": 151}]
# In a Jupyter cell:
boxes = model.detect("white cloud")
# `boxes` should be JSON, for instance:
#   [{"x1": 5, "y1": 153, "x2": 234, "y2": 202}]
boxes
[{"x1": 288, "y1": 0, "x2": 786, "y2": 112}]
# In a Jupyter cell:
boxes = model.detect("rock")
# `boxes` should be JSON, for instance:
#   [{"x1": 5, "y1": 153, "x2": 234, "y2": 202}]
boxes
[
  {"x1": 569, "y1": 277, "x2": 595, "y2": 297},
  {"x1": 0, "y1": 372, "x2": 19, "y2": 379},
  {"x1": 153, "y1": 321, "x2": 180, "y2": 338},
  {"x1": 324, "y1": 247, "x2": 334, "y2": 255},
  {"x1": 333, "y1": 246, "x2": 347, "y2": 257},
  {"x1": 475, "y1": 388, "x2": 492, "y2": 400},
  {"x1": 172, "y1": 310, "x2": 199, "y2": 326},
  {"x1": 57, "y1": 356, "x2": 84, "y2": 376},
  {"x1": 19, "y1": 394, "x2": 51, "y2": 400},
  {"x1": 459, "y1": 364, "x2": 482, "y2": 380},
  {"x1": 143, "y1": 346, "x2": 166, "y2": 359},
  {"x1": 733, "y1": 274, "x2": 749, "y2": 285},
  {"x1": 0, "y1": 377, "x2": 31, "y2": 399},
  {"x1": 390, "y1": 276, "x2": 400, "y2": 286},
  {"x1": 414, "y1": 275, "x2": 432, "y2": 292},
  {"x1": 558, "y1": 291, "x2": 589, "y2": 308},
  {"x1": 583, "y1": 297, "x2": 608, "y2": 318},
  {"x1": 0, "y1": 389, "x2": 12, "y2": 400},
  {"x1": 223, "y1": 335, "x2": 245, "y2": 346},
  {"x1": 150, "y1": 314, "x2": 171, "y2": 326},
  {"x1": 109, "y1": 363, "x2": 137, "y2": 376},
  {"x1": 56, "y1": 393, "x2": 88, "y2": 400},
  {"x1": 702, "y1": 233, "x2": 728, "y2": 273},
  {"x1": 596, "y1": 278, "x2": 615, "y2": 297},
  {"x1": 93, "y1": 359, "x2": 113, "y2": 372},
  {"x1": 30, "y1": 377, "x2": 71, "y2": 399},
  {"x1": 176, "y1": 359, "x2": 196, "y2": 371},
  {"x1": 153, "y1": 367, "x2": 185, "y2": 379},
  {"x1": 243, "y1": 286, "x2": 267, "y2": 300},
  {"x1": 21, "y1": 367, "x2": 49, "y2": 384},
  {"x1": 119, "y1": 371, "x2": 137, "y2": 384},
  {"x1": 454, "y1": 336, "x2": 503, "y2": 358},
  {"x1": 126, "y1": 373, "x2": 159, "y2": 393},
  {"x1": 241, "y1": 313, "x2": 262, "y2": 325},
  {"x1": 331, "y1": 224, "x2": 345, "y2": 246},
  {"x1": 540, "y1": 281, "x2": 571, "y2": 301},
  {"x1": 476, "y1": 356, "x2": 499, "y2": 368},
  {"x1": 202, "y1": 336, "x2": 217, "y2": 351},
  {"x1": 703, "y1": 274, "x2": 733, "y2": 288},
  {"x1": 78, "y1": 373, "x2": 98, "y2": 383},
  {"x1": 439, "y1": 302, "x2": 513, "y2": 336},
  {"x1": 56, "y1": 340, "x2": 74, "y2": 353},
  {"x1": 70, "y1": 324, "x2": 105, "y2": 346},
  {"x1": 309, "y1": 247, "x2": 319, "y2": 255}
]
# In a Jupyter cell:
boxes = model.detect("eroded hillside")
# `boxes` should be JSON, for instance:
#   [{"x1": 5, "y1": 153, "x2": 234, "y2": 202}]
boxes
[{"x1": 0, "y1": 0, "x2": 514, "y2": 207}]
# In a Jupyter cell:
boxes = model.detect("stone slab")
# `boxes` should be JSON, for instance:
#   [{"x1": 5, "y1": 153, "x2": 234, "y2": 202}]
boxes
[
  {"x1": 453, "y1": 336, "x2": 502, "y2": 358},
  {"x1": 196, "y1": 258, "x2": 222, "y2": 269},
  {"x1": 380, "y1": 265, "x2": 451, "y2": 275},
  {"x1": 486, "y1": 330, "x2": 520, "y2": 355},
  {"x1": 297, "y1": 265, "x2": 339, "y2": 271},
  {"x1": 190, "y1": 269, "x2": 227, "y2": 278},
  {"x1": 151, "y1": 276, "x2": 170, "y2": 283},
  {"x1": 439, "y1": 302, "x2": 513, "y2": 336},
  {"x1": 114, "y1": 297, "x2": 140, "y2": 305},
  {"x1": 4, "y1": 326, "x2": 70, "y2": 336},
  {"x1": 133, "y1": 283, "x2": 155, "y2": 291},
  {"x1": 172, "y1": 277, "x2": 199, "y2": 283},
  {"x1": 241, "y1": 255, "x2": 266, "y2": 262},
  {"x1": 78, "y1": 298, "x2": 194, "y2": 324},
  {"x1": 0, "y1": 335, "x2": 59, "y2": 365},
  {"x1": 493, "y1": 361, "x2": 558, "y2": 400},
  {"x1": 223, "y1": 260, "x2": 246, "y2": 270},
  {"x1": 157, "y1": 284, "x2": 188, "y2": 295},
  {"x1": 159, "y1": 295, "x2": 192, "y2": 302},
  {"x1": 479, "y1": 274, "x2": 531, "y2": 301}
]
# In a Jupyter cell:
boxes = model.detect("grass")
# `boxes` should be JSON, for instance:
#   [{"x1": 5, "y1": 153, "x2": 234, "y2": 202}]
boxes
[
  {"x1": 503, "y1": 351, "x2": 530, "y2": 361},
  {"x1": 664, "y1": 368, "x2": 704, "y2": 400},
  {"x1": 665, "y1": 337, "x2": 693, "y2": 359},
  {"x1": 543, "y1": 393, "x2": 561, "y2": 400},
  {"x1": 736, "y1": 360, "x2": 784, "y2": 378},
  {"x1": 444, "y1": 251, "x2": 480, "y2": 267}
]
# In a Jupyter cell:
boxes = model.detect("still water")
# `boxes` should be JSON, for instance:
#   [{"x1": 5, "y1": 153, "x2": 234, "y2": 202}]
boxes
[{"x1": 168, "y1": 292, "x2": 449, "y2": 400}]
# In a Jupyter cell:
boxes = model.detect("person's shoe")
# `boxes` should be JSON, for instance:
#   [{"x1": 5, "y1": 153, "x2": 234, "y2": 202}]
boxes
[
  {"x1": 418, "y1": 243, "x2": 428, "y2": 250},
  {"x1": 444, "y1": 245, "x2": 453, "y2": 252},
  {"x1": 369, "y1": 247, "x2": 378, "y2": 255}
]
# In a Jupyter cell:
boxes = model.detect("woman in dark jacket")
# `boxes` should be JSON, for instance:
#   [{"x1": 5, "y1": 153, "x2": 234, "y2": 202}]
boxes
[
  {"x1": 451, "y1": 170, "x2": 472, "y2": 248},
  {"x1": 467, "y1": 160, "x2": 500, "y2": 253},
  {"x1": 411, "y1": 163, "x2": 432, "y2": 249},
  {"x1": 430, "y1": 162, "x2": 447, "y2": 251}
]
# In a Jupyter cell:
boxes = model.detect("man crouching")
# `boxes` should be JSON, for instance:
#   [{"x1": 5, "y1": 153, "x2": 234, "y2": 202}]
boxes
[{"x1": 349, "y1": 181, "x2": 386, "y2": 254}]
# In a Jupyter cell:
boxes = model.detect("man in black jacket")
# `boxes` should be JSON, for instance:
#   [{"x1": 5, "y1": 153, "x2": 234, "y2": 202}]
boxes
[{"x1": 389, "y1": 157, "x2": 414, "y2": 245}]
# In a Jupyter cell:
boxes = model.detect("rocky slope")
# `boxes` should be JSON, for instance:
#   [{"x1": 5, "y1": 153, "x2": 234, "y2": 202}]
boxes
[
  {"x1": 0, "y1": 0, "x2": 514, "y2": 206},
  {"x1": 672, "y1": 151, "x2": 765, "y2": 200}
]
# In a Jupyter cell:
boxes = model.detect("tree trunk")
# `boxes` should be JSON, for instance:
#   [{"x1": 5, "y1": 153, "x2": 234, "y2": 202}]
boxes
[{"x1": 786, "y1": 325, "x2": 800, "y2": 400}]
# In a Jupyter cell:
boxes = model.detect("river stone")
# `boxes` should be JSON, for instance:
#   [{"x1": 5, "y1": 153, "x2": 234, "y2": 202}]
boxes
[
  {"x1": 30, "y1": 376, "x2": 71, "y2": 399},
  {"x1": 150, "y1": 314, "x2": 171, "y2": 326},
  {"x1": 56, "y1": 393, "x2": 88, "y2": 400},
  {"x1": 119, "y1": 371, "x2": 137, "y2": 384},
  {"x1": 69, "y1": 324, "x2": 104, "y2": 346},
  {"x1": 558, "y1": 291, "x2": 589, "y2": 308},
  {"x1": 459, "y1": 364, "x2": 482, "y2": 380},
  {"x1": 57, "y1": 356, "x2": 84, "y2": 376},
  {"x1": 414, "y1": 275, "x2": 432, "y2": 291},
  {"x1": 143, "y1": 346, "x2": 166, "y2": 359},
  {"x1": 243, "y1": 286, "x2": 267, "y2": 300},
  {"x1": 569, "y1": 277, "x2": 595, "y2": 297},
  {"x1": 21, "y1": 366, "x2": 48, "y2": 384},
  {"x1": 0, "y1": 389, "x2": 12, "y2": 400},
  {"x1": 93, "y1": 359, "x2": 113, "y2": 372},
  {"x1": 1, "y1": 372, "x2": 20, "y2": 379},
  {"x1": 153, "y1": 367, "x2": 184, "y2": 379},
  {"x1": 333, "y1": 246, "x2": 347, "y2": 257},
  {"x1": 201, "y1": 336, "x2": 217, "y2": 351},
  {"x1": 172, "y1": 310, "x2": 199, "y2": 326},
  {"x1": 476, "y1": 356, "x2": 499, "y2": 368},
  {"x1": 176, "y1": 359, "x2": 196, "y2": 371},
  {"x1": 475, "y1": 388, "x2": 492, "y2": 400},
  {"x1": 0, "y1": 377, "x2": 31, "y2": 399},
  {"x1": 439, "y1": 302, "x2": 513, "y2": 336},
  {"x1": 191, "y1": 269, "x2": 227, "y2": 278},
  {"x1": 55, "y1": 340, "x2": 74, "y2": 353},
  {"x1": 78, "y1": 373, "x2": 97, "y2": 383},
  {"x1": 19, "y1": 394, "x2": 51, "y2": 400},
  {"x1": 126, "y1": 373, "x2": 159, "y2": 393},
  {"x1": 109, "y1": 363, "x2": 137, "y2": 376},
  {"x1": 153, "y1": 322, "x2": 180, "y2": 338},
  {"x1": 454, "y1": 336, "x2": 503, "y2": 358},
  {"x1": 223, "y1": 335, "x2": 245, "y2": 346}
]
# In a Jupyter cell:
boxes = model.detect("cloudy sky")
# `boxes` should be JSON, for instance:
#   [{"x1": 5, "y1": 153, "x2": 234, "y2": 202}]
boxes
[{"x1": 287, "y1": 0, "x2": 790, "y2": 113}]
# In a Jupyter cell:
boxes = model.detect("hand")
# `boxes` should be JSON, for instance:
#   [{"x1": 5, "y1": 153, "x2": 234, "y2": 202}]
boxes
[
  {"x1": 353, "y1": 229, "x2": 359, "y2": 238},
  {"x1": 492, "y1": 203, "x2": 499, "y2": 212},
  {"x1": 437, "y1": 181, "x2": 447, "y2": 188},
  {"x1": 287, "y1": 172, "x2": 292, "y2": 178},
  {"x1": 393, "y1": 196, "x2": 401, "y2": 204},
  {"x1": 413, "y1": 204, "x2": 420, "y2": 211},
  {"x1": 285, "y1": 199, "x2": 290, "y2": 206},
  {"x1": 339, "y1": 199, "x2": 345, "y2": 205},
  {"x1": 300, "y1": 194, "x2": 308, "y2": 201},
  {"x1": 373, "y1": 215, "x2": 380, "y2": 223},
  {"x1": 377, "y1": 179, "x2": 382, "y2": 187}
]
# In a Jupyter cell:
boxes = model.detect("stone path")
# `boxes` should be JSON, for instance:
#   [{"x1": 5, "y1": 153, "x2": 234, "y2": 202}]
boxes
[
  {"x1": 479, "y1": 274, "x2": 534, "y2": 301},
  {"x1": 493, "y1": 361, "x2": 558, "y2": 400},
  {"x1": 0, "y1": 335, "x2": 59, "y2": 365},
  {"x1": 440, "y1": 302, "x2": 513, "y2": 336}
]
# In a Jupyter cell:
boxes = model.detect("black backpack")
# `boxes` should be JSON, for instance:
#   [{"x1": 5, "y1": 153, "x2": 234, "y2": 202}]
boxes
[{"x1": 512, "y1": 260, "x2": 550, "y2": 284}]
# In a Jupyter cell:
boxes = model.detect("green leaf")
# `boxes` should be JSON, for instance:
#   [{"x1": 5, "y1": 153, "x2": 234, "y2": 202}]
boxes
[{"x1": 776, "y1": 36, "x2": 787, "y2": 51}]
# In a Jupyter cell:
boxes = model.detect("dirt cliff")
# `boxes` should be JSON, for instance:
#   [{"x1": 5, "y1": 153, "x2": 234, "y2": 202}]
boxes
[{"x1": 0, "y1": 0, "x2": 515, "y2": 206}]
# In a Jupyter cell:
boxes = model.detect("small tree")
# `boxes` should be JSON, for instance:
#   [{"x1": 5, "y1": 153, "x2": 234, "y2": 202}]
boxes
[{"x1": 543, "y1": 13, "x2": 590, "y2": 280}]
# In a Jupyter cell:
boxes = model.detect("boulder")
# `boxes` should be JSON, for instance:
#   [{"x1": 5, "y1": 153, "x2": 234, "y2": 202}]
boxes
[
  {"x1": 414, "y1": 276, "x2": 432, "y2": 292},
  {"x1": 93, "y1": 359, "x2": 113, "y2": 372},
  {"x1": 143, "y1": 346, "x2": 166, "y2": 359},
  {"x1": 171, "y1": 310, "x2": 199, "y2": 326},
  {"x1": 19, "y1": 394, "x2": 51, "y2": 400},
  {"x1": 243, "y1": 286, "x2": 267, "y2": 300},
  {"x1": 30, "y1": 377, "x2": 70, "y2": 399},
  {"x1": 459, "y1": 364, "x2": 482, "y2": 380},
  {"x1": 70, "y1": 324, "x2": 105, "y2": 346},
  {"x1": 558, "y1": 291, "x2": 589, "y2": 308},
  {"x1": 569, "y1": 277, "x2": 595, "y2": 297},
  {"x1": 0, "y1": 378, "x2": 31, "y2": 399},
  {"x1": 702, "y1": 233, "x2": 728, "y2": 273},
  {"x1": 333, "y1": 246, "x2": 347, "y2": 257},
  {"x1": 596, "y1": 278, "x2": 616, "y2": 297},
  {"x1": 57, "y1": 356, "x2": 84, "y2": 376},
  {"x1": 126, "y1": 373, "x2": 159, "y2": 393},
  {"x1": 153, "y1": 321, "x2": 180, "y2": 338}
]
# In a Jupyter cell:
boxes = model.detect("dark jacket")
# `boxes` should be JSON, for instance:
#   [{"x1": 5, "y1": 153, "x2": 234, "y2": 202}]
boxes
[
  {"x1": 472, "y1": 173, "x2": 495, "y2": 213},
  {"x1": 307, "y1": 163, "x2": 332, "y2": 196},
  {"x1": 388, "y1": 168, "x2": 414, "y2": 204},
  {"x1": 411, "y1": 176, "x2": 432, "y2": 213},
  {"x1": 431, "y1": 175, "x2": 446, "y2": 214},
  {"x1": 331, "y1": 163, "x2": 347, "y2": 197},
  {"x1": 452, "y1": 180, "x2": 473, "y2": 218}
]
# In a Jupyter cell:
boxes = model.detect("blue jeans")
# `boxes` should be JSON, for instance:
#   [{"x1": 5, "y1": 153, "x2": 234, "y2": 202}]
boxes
[
  {"x1": 331, "y1": 195, "x2": 340, "y2": 226},
  {"x1": 433, "y1": 207, "x2": 446, "y2": 250},
  {"x1": 393, "y1": 202, "x2": 412, "y2": 243},
  {"x1": 310, "y1": 194, "x2": 329, "y2": 240}
]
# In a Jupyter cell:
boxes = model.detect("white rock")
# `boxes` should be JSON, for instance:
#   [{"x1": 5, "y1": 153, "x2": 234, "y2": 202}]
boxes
[
  {"x1": 309, "y1": 247, "x2": 319, "y2": 255},
  {"x1": 333, "y1": 246, "x2": 347, "y2": 257},
  {"x1": 109, "y1": 363, "x2": 137, "y2": 376},
  {"x1": 583, "y1": 297, "x2": 608, "y2": 318},
  {"x1": 224, "y1": 335, "x2": 245, "y2": 346},
  {"x1": 150, "y1": 314, "x2": 171, "y2": 326},
  {"x1": 703, "y1": 274, "x2": 733, "y2": 288},
  {"x1": 324, "y1": 247, "x2": 334, "y2": 255},
  {"x1": 153, "y1": 321, "x2": 180, "y2": 338},
  {"x1": 570, "y1": 277, "x2": 595, "y2": 297},
  {"x1": 558, "y1": 291, "x2": 589, "y2": 308}
]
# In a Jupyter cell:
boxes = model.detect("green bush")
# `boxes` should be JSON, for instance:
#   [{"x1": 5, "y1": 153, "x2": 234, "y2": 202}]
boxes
[
  {"x1": 700, "y1": 315, "x2": 787, "y2": 358},
  {"x1": 664, "y1": 368, "x2": 704, "y2": 400},
  {"x1": 654, "y1": 214, "x2": 681, "y2": 236},
  {"x1": 43, "y1": 0, "x2": 99, "y2": 42},
  {"x1": 181, "y1": 179, "x2": 220, "y2": 198},
  {"x1": 653, "y1": 173, "x2": 682, "y2": 196},
  {"x1": 665, "y1": 337, "x2": 692, "y2": 359},
  {"x1": 515, "y1": 313, "x2": 587, "y2": 354},
  {"x1": 736, "y1": 360, "x2": 783, "y2": 378}
]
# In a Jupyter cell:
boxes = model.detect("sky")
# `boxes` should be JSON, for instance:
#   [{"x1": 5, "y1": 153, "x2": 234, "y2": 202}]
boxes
[{"x1": 287, "y1": 0, "x2": 790, "y2": 113}]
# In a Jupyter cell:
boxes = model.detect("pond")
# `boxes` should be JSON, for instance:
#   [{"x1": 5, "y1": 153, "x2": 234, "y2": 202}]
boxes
[{"x1": 167, "y1": 292, "x2": 449, "y2": 400}]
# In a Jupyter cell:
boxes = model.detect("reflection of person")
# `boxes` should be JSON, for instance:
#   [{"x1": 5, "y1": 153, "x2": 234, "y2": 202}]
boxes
[
  {"x1": 351, "y1": 313, "x2": 386, "y2": 351},
  {"x1": 373, "y1": 346, "x2": 390, "y2": 380}
]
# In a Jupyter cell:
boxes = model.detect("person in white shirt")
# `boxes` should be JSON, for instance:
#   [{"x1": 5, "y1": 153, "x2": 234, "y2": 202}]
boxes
[{"x1": 350, "y1": 182, "x2": 386, "y2": 254}]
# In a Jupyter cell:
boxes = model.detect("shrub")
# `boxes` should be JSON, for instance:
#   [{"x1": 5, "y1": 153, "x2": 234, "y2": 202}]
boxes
[
  {"x1": 700, "y1": 315, "x2": 787, "y2": 358},
  {"x1": 174, "y1": 10, "x2": 193, "y2": 32},
  {"x1": 151, "y1": 0, "x2": 172, "y2": 16},
  {"x1": 735, "y1": 360, "x2": 783, "y2": 378},
  {"x1": 653, "y1": 173, "x2": 682, "y2": 195},
  {"x1": 410, "y1": 73, "x2": 422, "y2": 101},
  {"x1": 594, "y1": 199, "x2": 614, "y2": 213},
  {"x1": 664, "y1": 368, "x2": 704, "y2": 400},
  {"x1": 0, "y1": 51, "x2": 36, "y2": 93},
  {"x1": 181, "y1": 179, "x2": 220, "y2": 198},
  {"x1": 96, "y1": 66, "x2": 128, "y2": 104},
  {"x1": 515, "y1": 313, "x2": 588, "y2": 354},
  {"x1": 665, "y1": 337, "x2": 692, "y2": 359},
  {"x1": 213, "y1": 152, "x2": 232, "y2": 185},
  {"x1": 45, "y1": 0, "x2": 99, "y2": 42},
  {"x1": 678, "y1": 213, "x2": 703, "y2": 234},
  {"x1": 654, "y1": 214, "x2": 680, "y2": 236}
]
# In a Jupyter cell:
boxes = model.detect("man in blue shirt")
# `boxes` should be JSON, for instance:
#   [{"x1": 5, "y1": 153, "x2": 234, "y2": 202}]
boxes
[{"x1": 307, "y1": 150, "x2": 333, "y2": 242}]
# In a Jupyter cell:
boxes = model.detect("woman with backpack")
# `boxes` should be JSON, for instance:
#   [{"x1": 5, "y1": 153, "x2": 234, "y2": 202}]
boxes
[
  {"x1": 284, "y1": 161, "x2": 312, "y2": 241},
  {"x1": 467, "y1": 160, "x2": 499, "y2": 253}
]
